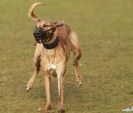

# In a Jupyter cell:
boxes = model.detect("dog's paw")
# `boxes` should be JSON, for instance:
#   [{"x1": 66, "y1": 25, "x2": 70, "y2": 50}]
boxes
[
  {"x1": 38, "y1": 107, "x2": 44, "y2": 112},
  {"x1": 78, "y1": 81, "x2": 82, "y2": 86},
  {"x1": 26, "y1": 87, "x2": 31, "y2": 92},
  {"x1": 58, "y1": 109, "x2": 65, "y2": 113},
  {"x1": 38, "y1": 105, "x2": 52, "y2": 112},
  {"x1": 26, "y1": 82, "x2": 34, "y2": 92}
]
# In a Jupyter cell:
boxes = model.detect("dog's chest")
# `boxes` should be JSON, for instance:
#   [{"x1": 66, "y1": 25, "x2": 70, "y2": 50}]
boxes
[
  {"x1": 41, "y1": 49, "x2": 57, "y2": 70},
  {"x1": 46, "y1": 49, "x2": 55, "y2": 60}
]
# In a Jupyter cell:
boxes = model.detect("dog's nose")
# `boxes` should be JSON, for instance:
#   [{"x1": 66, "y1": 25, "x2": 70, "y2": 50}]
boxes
[
  {"x1": 33, "y1": 27, "x2": 44, "y2": 43},
  {"x1": 36, "y1": 27, "x2": 44, "y2": 33},
  {"x1": 33, "y1": 27, "x2": 43, "y2": 36}
]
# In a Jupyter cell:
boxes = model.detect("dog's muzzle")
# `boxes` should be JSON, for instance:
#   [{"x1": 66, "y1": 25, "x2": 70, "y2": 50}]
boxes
[
  {"x1": 33, "y1": 27, "x2": 52, "y2": 43},
  {"x1": 33, "y1": 27, "x2": 60, "y2": 49},
  {"x1": 33, "y1": 23, "x2": 63, "y2": 49}
]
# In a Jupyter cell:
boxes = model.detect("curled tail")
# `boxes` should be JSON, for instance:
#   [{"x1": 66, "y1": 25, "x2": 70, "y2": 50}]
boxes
[{"x1": 28, "y1": 2, "x2": 45, "y2": 22}]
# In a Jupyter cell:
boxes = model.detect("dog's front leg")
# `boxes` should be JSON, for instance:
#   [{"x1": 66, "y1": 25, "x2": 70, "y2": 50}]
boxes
[
  {"x1": 56, "y1": 63, "x2": 66, "y2": 113},
  {"x1": 44, "y1": 71, "x2": 52, "y2": 111},
  {"x1": 38, "y1": 71, "x2": 52, "y2": 112},
  {"x1": 26, "y1": 59, "x2": 40, "y2": 91},
  {"x1": 26, "y1": 43, "x2": 43, "y2": 91}
]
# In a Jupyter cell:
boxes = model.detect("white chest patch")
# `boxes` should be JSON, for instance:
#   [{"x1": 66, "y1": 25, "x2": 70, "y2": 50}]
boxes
[{"x1": 48, "y1": 64, "x2": 56, "y2": 70}]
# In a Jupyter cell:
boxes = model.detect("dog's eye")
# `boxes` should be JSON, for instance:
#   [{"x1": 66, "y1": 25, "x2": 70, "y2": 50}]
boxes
[
  {"x1": 43, "y1": 24, "x2": 51, "y2": 27},
  {"x1": 43, "y1": 24, "x2": 48, "y2": 27},
  {"x1": 43, "y1": 24, "x2": 46, "y2": 27}
]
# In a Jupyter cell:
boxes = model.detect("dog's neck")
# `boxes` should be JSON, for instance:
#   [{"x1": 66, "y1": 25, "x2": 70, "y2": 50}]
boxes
[
  {"x1": 43, "y1": 36, "x2": 59, "y2": 49},
  {"x1": 42, "y1": 30, "x2": 59, "y2": 49}
]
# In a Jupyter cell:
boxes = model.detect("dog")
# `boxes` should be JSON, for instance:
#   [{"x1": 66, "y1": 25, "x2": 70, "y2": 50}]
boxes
[{"x1": 26, "y1": 2, "x2": 82, "y2": 113}]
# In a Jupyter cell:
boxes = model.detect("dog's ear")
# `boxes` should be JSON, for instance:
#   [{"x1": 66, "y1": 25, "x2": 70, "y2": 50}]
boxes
[
  {"x1": 50, "y1": 22, "x2": 57, "y2": 28},
  {"x1": 54, "y1": 22, "x2": 64, "y2": 28}
]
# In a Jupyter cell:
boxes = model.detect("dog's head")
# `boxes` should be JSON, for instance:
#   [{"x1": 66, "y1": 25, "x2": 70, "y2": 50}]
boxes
[
  {"x1": 33, "y1": 21, "x2": 57, "y2": 43},
  {"x1": 28, "y1": 2, "x2": 57, "y2": 43}
]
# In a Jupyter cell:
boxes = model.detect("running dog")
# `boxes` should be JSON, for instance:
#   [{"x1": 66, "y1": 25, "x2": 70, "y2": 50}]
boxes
[{"x1": 26, "y1": 2, "x2": 82, "y2": 113}]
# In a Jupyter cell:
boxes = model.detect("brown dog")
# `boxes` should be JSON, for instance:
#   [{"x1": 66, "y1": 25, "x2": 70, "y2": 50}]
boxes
[{"x1": 26, "y1": 2, "x2": 82, "y2": 113}]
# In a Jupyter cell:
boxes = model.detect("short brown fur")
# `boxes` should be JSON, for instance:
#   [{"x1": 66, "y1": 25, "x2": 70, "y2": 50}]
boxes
[{"x1": 26, "y1": 2, "x2": 82, "y2": 113}]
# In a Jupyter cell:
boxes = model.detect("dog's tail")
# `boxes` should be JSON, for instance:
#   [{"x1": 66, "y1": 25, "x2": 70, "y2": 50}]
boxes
[
  {"x1": 70, "y1": 31, "x2": 81, "y2": 60},
  {"x1": 28, "y1": 2, "x2": 45, "y2": 22}
]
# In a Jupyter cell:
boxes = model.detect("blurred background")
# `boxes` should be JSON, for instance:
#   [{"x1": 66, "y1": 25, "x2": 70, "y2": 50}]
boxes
[{"x1": 0, "y1": 0, "x2": 133, "y2": 113}]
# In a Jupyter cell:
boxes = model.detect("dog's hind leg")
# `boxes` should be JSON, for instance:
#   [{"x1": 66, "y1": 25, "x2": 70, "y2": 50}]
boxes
[
  {"x1": 56, "y1": 62, "x2": 66, "y2": 113},
  {"x1": 70, "y1": 32, "x2": 82, "y2": 86},
  {"x1": 26, "y1": 43, "x2": 43, "y2": 91},
  {"x1": 73, "y1": 55, "x2": 82, "y2": 86}
]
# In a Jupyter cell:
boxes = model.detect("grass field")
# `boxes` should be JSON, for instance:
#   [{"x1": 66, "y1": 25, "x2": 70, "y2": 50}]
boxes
[{"x1": 0, "y1": 0, "x2": 133, "y2": 113}]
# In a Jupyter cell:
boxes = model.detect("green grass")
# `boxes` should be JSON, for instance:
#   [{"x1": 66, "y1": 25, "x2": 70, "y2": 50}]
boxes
[{"x1": 0, "y1": 0, "x2": 133, "y2": 113}]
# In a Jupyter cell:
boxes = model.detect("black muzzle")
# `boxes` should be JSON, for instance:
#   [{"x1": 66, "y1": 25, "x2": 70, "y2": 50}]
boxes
[{"x1": 33, "y1": 27, "x2": 53, "y2": 43}]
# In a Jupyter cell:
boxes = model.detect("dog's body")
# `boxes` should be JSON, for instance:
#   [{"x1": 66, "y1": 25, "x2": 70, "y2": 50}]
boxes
[{"x1": 26, "y1": 2, "x2": 82, "y2": 113}]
